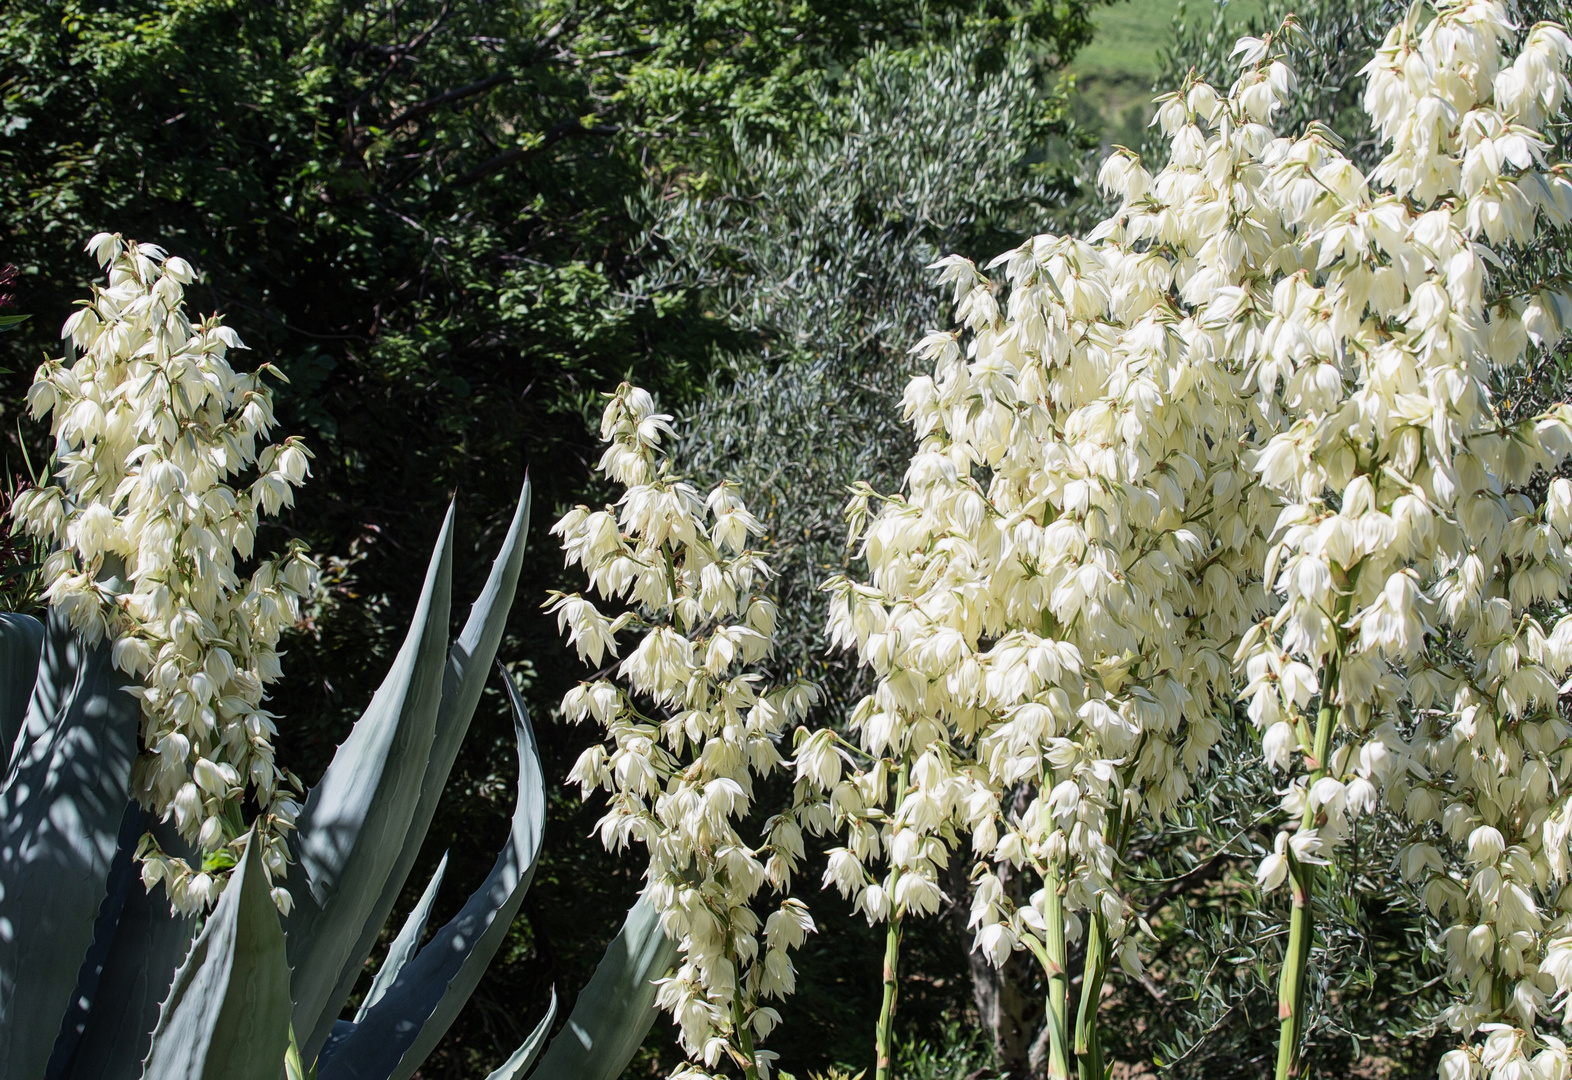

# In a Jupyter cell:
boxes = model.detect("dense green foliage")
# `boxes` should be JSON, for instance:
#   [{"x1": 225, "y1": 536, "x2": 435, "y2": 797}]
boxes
[{"x1": 0, "y1": 2, "x2": 1106, "y2": 1076}]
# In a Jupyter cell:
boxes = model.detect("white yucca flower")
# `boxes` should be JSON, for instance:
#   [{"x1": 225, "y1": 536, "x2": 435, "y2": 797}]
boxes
[
  {"x1": 829, "y1": 3, "x2": 1572, "y2": 1076},
  {"x1": 12, "y1": 234, "x2": 319, "y2": 913},
  {"x1": 551, "y1": 383, "x2": 824, "y2": 1080}
]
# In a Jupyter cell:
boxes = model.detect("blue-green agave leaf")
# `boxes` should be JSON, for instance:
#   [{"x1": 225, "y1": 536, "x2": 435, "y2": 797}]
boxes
[
  {"x1": 0, "y1": 613, "x2": 43, "y2": 772},
  {"x1": 316, "y1": 665, "x2": 544, "y2": 1080},
  {"x1": 141, "y1": 832, "x2": 290, "y2": 1080},
  {"x1": 527, "y1": 893, "x2": 677, "y2": 1080},
  {"x1": 44, "y1": 803, "x2": 143, "y2": 1079},
  {"x1": 484, "y1": 989, "x2": 556, "y2": 1080},
  {"x1": 324, "y1": 482, "x2": 531, "y2": 1039},
  {"x1": 48, "y1": 812, "x2": 195, "y2": 1080},
  {"x1": 354, "y1": 851, "x2": 448, "y2": 1023},
  {"x1": 287, "y1": 506, "x2": 456, "y2": 1062},
  {"x1": 0, "y1": 608, "x2": 142, "y2": 1080}
]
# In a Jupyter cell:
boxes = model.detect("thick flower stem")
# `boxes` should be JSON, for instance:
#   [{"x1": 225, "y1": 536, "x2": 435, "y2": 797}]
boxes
[
  {"x1": 875, "y1": 911, "x2": 904, "y2": 1080},
  {"x1": 1274, "y1": 854, "x2": 1315, "y2": 1080},
  {"x1": 1074, "y1": 811, "x2": 1125, "y2": 1080},
  {"x1": 1074, "y1": 907, "x2": 1110, "y2": 1080},
  {"x1": 1042, "y1": 857, "x2": 1072, "y2": 1080},
  {"x1": 1275, "y1": 650, "x2": 1340, "y2": 1080},
  {"x1": 733, "y1": 982, "x2": 761, "y2": 1080},
  {"x1": 875, "y1": 758, "x2": 912, "y2": 1080}
]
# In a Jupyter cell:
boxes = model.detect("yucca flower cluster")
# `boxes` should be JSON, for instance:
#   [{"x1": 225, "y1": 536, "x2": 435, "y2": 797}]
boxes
[
  {"x1": 11, "y1": 235, "x2": 317, "y2": 913},
  {"x1": 828, "y1": 4, "x2": 1572, "y2": 1077},
  {"x1": 1235, "y1": 10, "x2": 1572, "y2": 1077},
  {"x1": 551, "y1": 384, "x2": 823, "y2": 1080},
  {"x1": 820, "y1": 98, "x2": 1268, "y2": 1080}
]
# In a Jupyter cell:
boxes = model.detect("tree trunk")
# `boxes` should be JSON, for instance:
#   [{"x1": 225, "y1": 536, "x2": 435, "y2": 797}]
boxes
[
  {"x1": 949, "y1": 835, "x2": 1041, "y2": 1079},
  {"x1": 968, "y1": 938, "x2": 1039, "y2": 1077}
]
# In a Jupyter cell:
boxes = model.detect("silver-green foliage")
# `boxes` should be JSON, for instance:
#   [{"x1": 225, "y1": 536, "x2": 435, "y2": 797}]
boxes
[
  {"x1": 0, "y1": 481, "x2": 674, "y2": 1080},
  {"x1": 653, "y1": 31, "x2": 1088, "y2": 703}
]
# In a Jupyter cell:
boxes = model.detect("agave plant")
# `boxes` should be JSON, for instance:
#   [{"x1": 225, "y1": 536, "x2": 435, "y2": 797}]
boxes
[{"x1": 0, "y1": 482, "x2": 676, "y2": 1080}]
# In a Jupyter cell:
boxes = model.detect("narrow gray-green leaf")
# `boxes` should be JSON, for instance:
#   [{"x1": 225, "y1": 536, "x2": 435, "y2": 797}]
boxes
[
  {"x1": 0, "y1": 613, "x2": 43, "y2": 773},
  {"x1": 354, "y1": 852, "x2": 448, "y2": 1023},
  {"x1": 484, "y1": 989, "x2": 555, "y2": 1080},
  {"x1": 141, "y1": 832, "x2": 290, "y2": 1080},
  {"x1": 527, "y1": 893, "x2": 677, "y2": 1080},
  {"x1": 0, "y1": 608, "x2": 141, "y2": 1080},
  {"x1": 316, "y1": 665, "x2": 544, "y2": 1080},
  {"x1": 287, "y1": 506, "x2": 455, "y2": 1063},
  {"x1": 51, "y1": 816, "x2": 195, "y2": 1080},
  {"x1": 325, "y1": 482, "x2": 531, "y2": 1033}
]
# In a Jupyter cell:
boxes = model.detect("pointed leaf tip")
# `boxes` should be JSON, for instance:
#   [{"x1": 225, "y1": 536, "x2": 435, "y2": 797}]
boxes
[
  {"x1": 287, "y1": 510, "x2": 455, "y2": 1062},
  {"x1": 316, "y1": 662, "x2": 544, "y2": 1080},
  {"x1": 142, "y1": 833, "x2": 290, "y2": 1080},
  {"x1": 484, "y1": 989, "x2": 556, "y2": 1080},
  {"x1": 313, "y1": 486, "x2": 531, "y2": 1065},
  {"x1": 355, "y1": 851, "x2": 449, "y2": 1023}
]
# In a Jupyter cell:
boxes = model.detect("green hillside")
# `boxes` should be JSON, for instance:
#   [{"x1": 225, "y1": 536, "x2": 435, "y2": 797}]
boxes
[
  {"x1": 1068, "y1": 0, "x2": 1267, "y2": 152},
  {"x1": 1075, "y1": 0, "x2": 1267, "y2": 77}
]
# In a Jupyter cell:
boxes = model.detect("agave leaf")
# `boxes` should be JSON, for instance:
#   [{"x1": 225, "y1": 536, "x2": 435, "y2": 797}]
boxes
[
  {"x1": 0, "y1": 608, "x2": 142, "y2": 1080},
  {"x1": 316, "y1": 1020, "x2": 356, "y2": 1070},
  {"x1": 48, "y1": 813, "x2": 196, "y2": 1080},
  {"x1": 0, "y1": 612, "x2": 43, "y2": 773},
  {"x1": 354, "y1": 851, "x2": 448, "y2": 1023},
  {"x1": 527, "y1": 893, "x2": 677, "y2": 1080},
  {"x1": 287, "y1": 507, "x2": 456, "y2": 1062},
  {"x1": 43, "y1": 803, "x2": 143, "y2": 1079},
  {"x1": 141, "y1": 832, "x2": 290, "y2": 1080},
  {"x1": 484, "y1": 989, "x2": 556, "y2": 1080},
  {"x1": 316, "y1": 664, "x2": 544, "y2": 1080},
  {"x1": 324, "y1": 482, "x2": 531, "y2": 1041},
  {"x1": 321, "y1": 987, "x2": 554, "y2": 1080}
]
